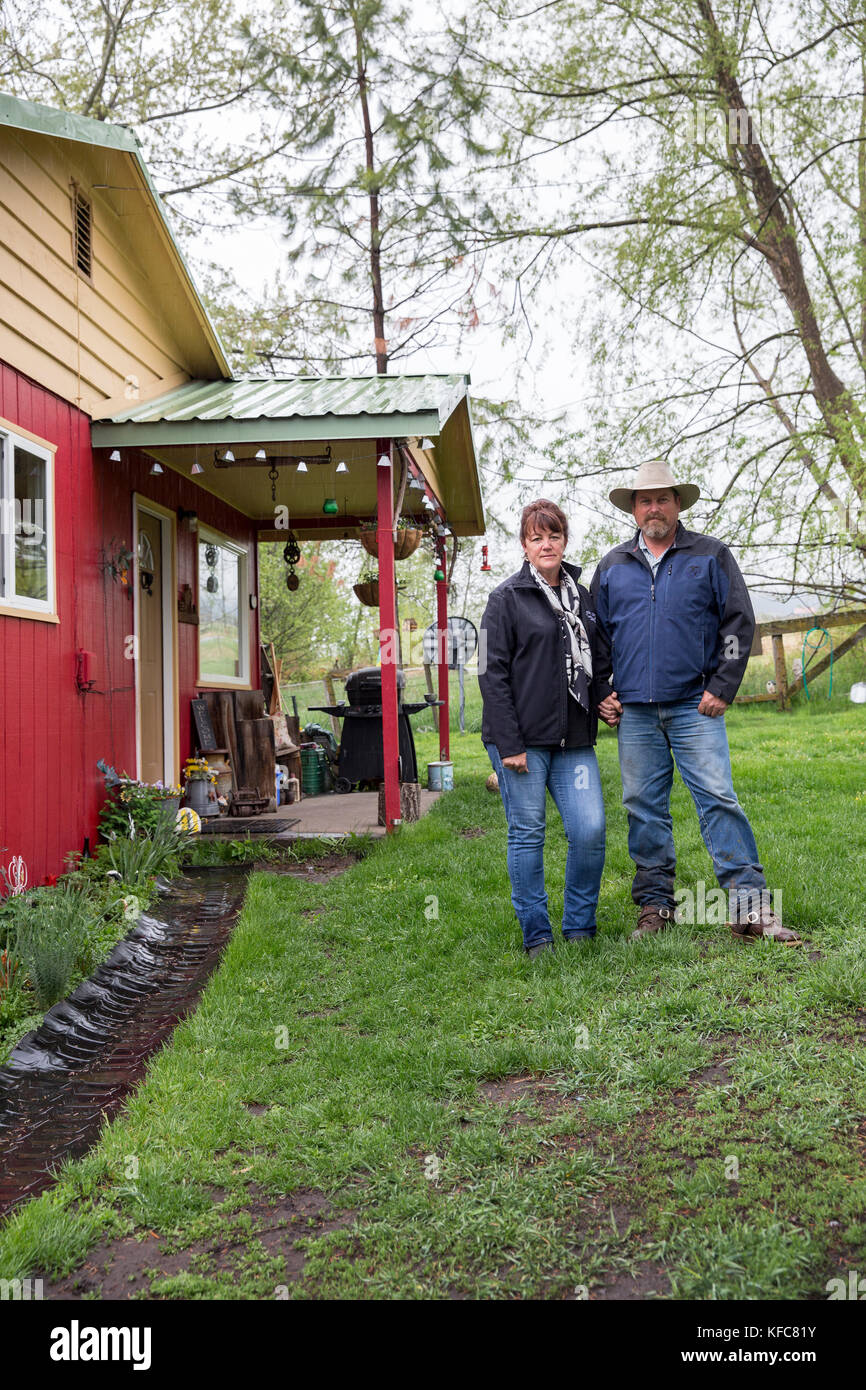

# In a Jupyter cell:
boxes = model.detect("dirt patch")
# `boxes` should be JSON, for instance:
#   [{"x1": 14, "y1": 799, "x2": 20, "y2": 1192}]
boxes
[
  {"x1": 591, "y1": 1260, "x2": 671, "y2": 1300},
  {"x1": 459, "y1": 828, "x2": 487, "y2": 839},
  {"x1": 242, "y1": 1101, "x2": 270, "y2": 1116},
  {"x1": 479, "y1": 1073, "x2": 570, "y2": 1120},
  {"x1": 692, "y1": 1060, "x2": 733, "y2": 1085},
  {"x1": 38, "y1": 1188, "x2": 354, "y2": 1300},
  {"x1": 249, "y1": 851, "x2": 360, "y2": 881}
]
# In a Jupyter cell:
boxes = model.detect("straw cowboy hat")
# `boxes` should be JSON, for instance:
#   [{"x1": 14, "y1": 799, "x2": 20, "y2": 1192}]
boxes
[{"x1": 609, "y1": 459, "x2": 700, "y2": 513}]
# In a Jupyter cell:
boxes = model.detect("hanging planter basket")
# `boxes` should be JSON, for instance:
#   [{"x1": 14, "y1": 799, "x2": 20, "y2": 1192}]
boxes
[
  {"x1": 360, "y1": 526, "x2": 423, "y2": 561},
  {"x1": 353, "y1": 579, "x2": 380, "y2": 606}
]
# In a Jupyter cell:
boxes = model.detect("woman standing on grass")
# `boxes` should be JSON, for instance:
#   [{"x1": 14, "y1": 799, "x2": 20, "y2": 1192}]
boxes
[{"x1": 480, "y1": 499, "x2": 622, "y2": 959}]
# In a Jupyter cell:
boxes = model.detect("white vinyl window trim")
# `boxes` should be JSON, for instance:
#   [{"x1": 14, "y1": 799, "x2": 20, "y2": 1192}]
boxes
[
  {"x1": 0, "y1": 427, "x2": 56, "y2": 616},
  {"x1": 197, "y1": 526, "x2": 250, "y2": 687}
]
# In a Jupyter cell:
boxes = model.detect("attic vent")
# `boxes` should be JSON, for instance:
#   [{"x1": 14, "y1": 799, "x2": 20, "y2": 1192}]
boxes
[{"x1": 73, "y1": 190, "x2": 92, "y2": 278}]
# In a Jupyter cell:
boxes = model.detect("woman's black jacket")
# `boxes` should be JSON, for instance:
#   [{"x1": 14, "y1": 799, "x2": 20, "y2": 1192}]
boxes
[{"x1": 479, "y1": 559, "x2": 610, "y2": 757}]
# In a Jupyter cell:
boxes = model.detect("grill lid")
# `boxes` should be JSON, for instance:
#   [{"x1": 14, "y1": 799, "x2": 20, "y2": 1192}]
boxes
[{"x1": 345, "y1": 666, "x2": 406, "y2": 705}]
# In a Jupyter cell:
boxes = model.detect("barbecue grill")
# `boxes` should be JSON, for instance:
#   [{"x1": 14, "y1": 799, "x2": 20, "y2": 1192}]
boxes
[{"x1": 308, "y1": 666, "x2": 440, "y2": 793}]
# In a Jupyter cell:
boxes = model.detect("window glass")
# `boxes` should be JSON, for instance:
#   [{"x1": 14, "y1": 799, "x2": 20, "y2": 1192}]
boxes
[
  {"x1": 0, "y1": 431, "x2": 53, "y2": 612},
  {"x1": 198, "y1": 536, "x2": 246, "y2": 681},
  {"x1": 14, "y1": 446, "x2": 48, "y2": 601}
]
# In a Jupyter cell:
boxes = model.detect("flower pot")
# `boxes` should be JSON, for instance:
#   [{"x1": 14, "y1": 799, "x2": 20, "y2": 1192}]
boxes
[
  {"x1": 353, "y1": 579, "x2": 379, "y2": 606},
  {"x1": 184, "y1": 779, "x2": 209, "y2": 816},
  {"x1": 157, "y1": 796, "x2": 180, "y2": 825},
  {"x1": 360, "y1": 527, "x2": 423, "y2": 561}
]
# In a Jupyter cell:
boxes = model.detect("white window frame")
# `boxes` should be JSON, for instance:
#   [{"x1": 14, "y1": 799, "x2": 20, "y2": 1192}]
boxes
[
  {"x1": 196, "y1": 525, "x2": 250, "y2": 688},
  {"x1": 0, "y1": 421, "x2": 57, "y2": 620}
]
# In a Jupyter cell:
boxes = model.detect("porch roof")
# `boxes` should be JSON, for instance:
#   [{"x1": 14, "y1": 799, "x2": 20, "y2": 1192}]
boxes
[
  {"x1": 91, "y1": 373, "x2": 485, "y2": 539},
  {"x1": 90, "y1": 373, "x2": 469, "y2": 444}
]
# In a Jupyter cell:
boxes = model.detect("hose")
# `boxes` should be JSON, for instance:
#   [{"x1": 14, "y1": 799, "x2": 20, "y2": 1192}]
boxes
[{"x1": 802, "y1": 627, "x2": 832, "y2": 700}]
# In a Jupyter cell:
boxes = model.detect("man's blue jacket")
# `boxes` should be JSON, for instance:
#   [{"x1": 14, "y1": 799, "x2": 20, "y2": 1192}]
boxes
[{"x1": 589, "y1": 523, "x2": 755, "y2": 705}]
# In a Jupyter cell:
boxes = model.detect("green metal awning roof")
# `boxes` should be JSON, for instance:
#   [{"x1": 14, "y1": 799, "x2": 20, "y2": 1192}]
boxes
[
  {"x1": 0, "y1": 91, "x2": 142, "y2": 154},
  {"x1": 90, "y1": 372, "x2": 485, "y2": 537},
  {"x1": 91, "y1": 373, "x2": 470, "y2": 447}
]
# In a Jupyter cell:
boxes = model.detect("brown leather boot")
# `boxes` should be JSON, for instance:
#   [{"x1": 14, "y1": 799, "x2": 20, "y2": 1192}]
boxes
[
  {"x1": 729, "y1": 912, "x2": 801, "y2": 946},
  {"x1": 630, "y1": 903, "x2": 673, "y2": 941}
]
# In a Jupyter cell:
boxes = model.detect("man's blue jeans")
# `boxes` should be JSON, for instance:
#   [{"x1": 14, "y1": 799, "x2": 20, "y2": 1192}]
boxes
[
  {"x1": 486, "y1": 743, "x2": 606, "y2": 949},
  {"x1": 617, "y1": 700, "x2": 766, "y2": 914}
]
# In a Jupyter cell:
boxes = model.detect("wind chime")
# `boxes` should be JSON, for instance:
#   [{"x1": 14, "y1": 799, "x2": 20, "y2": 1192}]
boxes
[
  {"x1": 204, "y1": 543, "x2": 219, "y2": 593},
  {"x1": 284, "y1": 533, "x2": 301, "y2": 591}
]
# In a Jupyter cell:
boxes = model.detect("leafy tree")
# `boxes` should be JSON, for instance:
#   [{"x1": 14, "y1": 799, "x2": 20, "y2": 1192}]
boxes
[
  {"x1": 230, "y1": 0, "x2": 494, "y2": 373},
  {"x1": 0, "y1": 0, "x2": 304, "y2": 235},
  {"x1": 458, "y1": 0, "x2": 866, "y2": 604}
]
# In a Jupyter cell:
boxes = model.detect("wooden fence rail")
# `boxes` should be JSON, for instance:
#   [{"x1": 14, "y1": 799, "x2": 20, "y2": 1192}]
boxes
[{"x1": 737, "y1": 607, "x2": 866, "y2": 710}]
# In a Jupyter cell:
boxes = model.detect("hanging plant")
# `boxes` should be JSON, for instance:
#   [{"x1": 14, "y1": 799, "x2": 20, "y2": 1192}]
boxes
[
  {"x1": 359, "y1": 516, "x2": 424, "y2": 561},
  {"x1": 353, "y1": 572, "x2": 380, "y2": 606}
]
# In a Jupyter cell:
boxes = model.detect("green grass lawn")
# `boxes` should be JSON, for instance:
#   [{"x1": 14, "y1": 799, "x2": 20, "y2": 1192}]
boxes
[{"x1": 1, "y1": 701, "x2": 865, "y2": 1299}]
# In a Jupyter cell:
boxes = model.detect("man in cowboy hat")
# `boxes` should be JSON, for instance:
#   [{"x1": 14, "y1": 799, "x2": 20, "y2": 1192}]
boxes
[{"x1": 590, "y1": 460, "x2": 800, "y2": 944}]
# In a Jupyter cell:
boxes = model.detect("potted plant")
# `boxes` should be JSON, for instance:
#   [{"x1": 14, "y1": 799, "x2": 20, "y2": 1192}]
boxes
[
  {"x1": 182, "y1": 757, "x2": 217, "y2": 817},
  {"x1": 353, "y1": 570, "x2": 380, "y2": 606},
  {"x1": 97, "y1": 761, "x2": 181, "y2": 837},
  {"x1": 359, "y1": 516, "x2": 424, "y2": 561}
]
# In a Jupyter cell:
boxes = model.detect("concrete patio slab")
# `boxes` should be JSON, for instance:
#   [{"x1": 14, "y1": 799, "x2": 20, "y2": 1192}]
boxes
[{"x1": 200, "y1": 789, "x2": 442, "y2": 839}]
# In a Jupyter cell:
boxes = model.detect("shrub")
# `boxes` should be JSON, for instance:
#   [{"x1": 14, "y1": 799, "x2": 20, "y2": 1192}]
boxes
[
  {"x1": 13, "y1": 883, "x2": 93, "y2": 1010},
  {"x1": 106, "y1": 816, "x2": 192, "y2": 888}
]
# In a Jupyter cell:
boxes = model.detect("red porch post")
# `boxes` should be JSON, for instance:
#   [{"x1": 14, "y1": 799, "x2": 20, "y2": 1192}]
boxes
[
  {"x1": 436, "y1": 538, "x2": 450, "y2": 761},
  {"x1": 377, "y1": 439, "x2": 401, "y2": 830}
]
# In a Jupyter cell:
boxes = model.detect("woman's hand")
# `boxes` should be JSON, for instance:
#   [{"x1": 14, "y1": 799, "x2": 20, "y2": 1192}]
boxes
[
  {"x1": 598, "y1": 690, "x2": 622, "y2": 727},
  {"x1": 501, "y1": 752, "x2": 529, "y2": 773}
]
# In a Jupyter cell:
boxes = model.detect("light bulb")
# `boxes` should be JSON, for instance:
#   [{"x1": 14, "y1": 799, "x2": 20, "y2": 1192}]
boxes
[
  {"x1": 336, "y1": 461, "x2": 349, "y2": 474},
  {"x1": 149, "y1": 461, "x2": 164, "y2": 475},
  {"x1": 223, "y1": 449, "x2": 235, "y2": 462},
  {"x1": 377, "y1": 453, "x2": 390, "y2": 468},
  {"x1": 297, "y1": 460, "x2": 308, "y2": 473},
  {"x1": 421, "y1": 437, "x2": 434, "y2": 450},
  {"x1": 191, "y1": 462, "x2": 204, "y2": 476},
  {"x1": 109, "y1": 449, "x2": 121, "y2": 462},
  {"x1": 255, "y1": 449, "x2": 267, "y2": 460}
]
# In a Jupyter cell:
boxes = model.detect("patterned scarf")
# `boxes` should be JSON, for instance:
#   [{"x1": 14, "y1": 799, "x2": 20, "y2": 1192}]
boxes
[{"x1": 529, "y1": 563, "x2": 593, "y2": 711}]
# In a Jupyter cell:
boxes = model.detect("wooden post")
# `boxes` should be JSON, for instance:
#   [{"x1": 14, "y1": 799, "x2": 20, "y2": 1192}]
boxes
[
  {"x1": 323, "y1": 673, "x2": 342, "y2": 744},
  {"x1": 436, "y1": 538, "x2": 450, "y2": 761},
  {"x1": 771, "y1": 633, "x2": 789, "y2": 710},
  {"x1": 377, "y1": 439, "x2": 401, "y2": 831}
]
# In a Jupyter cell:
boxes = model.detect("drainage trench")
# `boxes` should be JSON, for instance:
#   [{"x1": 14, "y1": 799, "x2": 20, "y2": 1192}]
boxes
[{"x1": 0, "y1": 869, "x2": 249, "y2": 1219}]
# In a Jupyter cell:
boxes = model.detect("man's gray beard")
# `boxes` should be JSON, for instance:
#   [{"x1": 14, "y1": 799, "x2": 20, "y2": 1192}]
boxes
[{"x1": 643, "y1": 521, "x2": 675, "y2": 541}]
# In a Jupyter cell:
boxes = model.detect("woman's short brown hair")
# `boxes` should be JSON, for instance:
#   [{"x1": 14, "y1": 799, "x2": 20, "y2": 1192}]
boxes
[{"x1": 519, "y1": 498, "x2": 569, "y2": 546}]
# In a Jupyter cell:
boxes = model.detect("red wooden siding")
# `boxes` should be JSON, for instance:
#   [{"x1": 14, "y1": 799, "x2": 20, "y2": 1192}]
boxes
[{"x1": 0, "y1": 359, "x2": 259, "y2": 886}]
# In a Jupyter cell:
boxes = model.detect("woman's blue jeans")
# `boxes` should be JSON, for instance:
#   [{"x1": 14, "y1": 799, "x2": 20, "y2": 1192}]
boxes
[
  {"x1": 616, "y1": 700, "x2": 766, "y2": 915},
  {"x1": 486, "y1": 743, "x2": 606, "y2": 949}
]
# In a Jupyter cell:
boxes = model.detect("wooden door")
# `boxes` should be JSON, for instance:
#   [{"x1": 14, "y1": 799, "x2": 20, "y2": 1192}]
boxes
[{"x1": 138, "y1": 510, "x2": 164, "y2": 783}]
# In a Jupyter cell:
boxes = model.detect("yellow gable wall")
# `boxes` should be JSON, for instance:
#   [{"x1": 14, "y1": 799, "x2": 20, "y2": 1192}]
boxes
[{"x1": 0, "y1": 126, "x2": 222, "y2": 415}]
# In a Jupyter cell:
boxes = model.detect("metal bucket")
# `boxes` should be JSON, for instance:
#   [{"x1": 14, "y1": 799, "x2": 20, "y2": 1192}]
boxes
[{"x1": 427, "y1": 760, "x2": 454, "y2": 792}]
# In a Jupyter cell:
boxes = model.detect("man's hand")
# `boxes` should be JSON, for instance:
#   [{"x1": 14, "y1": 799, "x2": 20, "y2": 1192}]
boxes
[
  {"x1": 598, "y1": 690, "x2": 623, "y2": 727},
  {"x1": 698, "y1": 690, "x2": 728, "y2": 718},
  {"x1": 501, "y1": 752, "x2": 528, "y2": 773}
]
